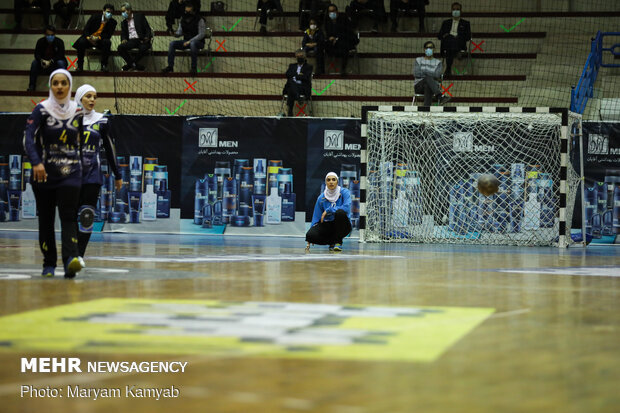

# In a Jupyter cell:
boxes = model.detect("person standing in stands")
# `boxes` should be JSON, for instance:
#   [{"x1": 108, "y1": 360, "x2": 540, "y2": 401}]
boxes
[
  {"x1": 23, "y1": 69, "x2": 85, "y2": 278},
  {"x1": 438, "y1": 2, "x2": 471, "y2": 75},
  {"x1": 74, "y1": 84, "x2": 122, "y2": 258},
  {"x1": 53, "y1": 0, "x2": 79, "y2": 29},
  {"x1": 14, "y1": 0, "x2": 51, "y2": 31},
  {"x1": 166, "y1": 0, "x2": 201, "y2": 35},
  {"x1": 27, "y1": 25, "x2": 67, "y2": 91},
  {"x1": 118, "y1": 2, "x2": 153, "y2": 72},
  {"x1": 73, "y1": 3, "x2": 117, "y2": 72},
  {"x1": 161, "y1": 1, "x2": 206, "y2": 76}
]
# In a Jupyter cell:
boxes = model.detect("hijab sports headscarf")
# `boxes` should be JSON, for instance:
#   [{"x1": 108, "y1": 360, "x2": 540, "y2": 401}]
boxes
[
  {"x1": 40, "y1": 68, "x2": 78, "y2": 120},
  {"x1": 323, "y1": 172, "x2": 341, "y2": 203},
  {"x1": 75, "y1": 84, "x2": 104, "y2": 126}
]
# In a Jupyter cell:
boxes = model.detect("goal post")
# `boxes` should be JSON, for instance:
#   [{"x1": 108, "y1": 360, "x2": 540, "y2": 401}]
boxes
[{"x1": 359, "y1": 106, "x2": 582, "y2": 247}]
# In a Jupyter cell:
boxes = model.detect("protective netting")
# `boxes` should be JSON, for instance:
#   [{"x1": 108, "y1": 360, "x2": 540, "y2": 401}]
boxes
[
  {"x1": 362, "y1": 109, "x2": 582, "y2": 246},
  {"x1": 106, "y1": 0, "x2": 620, "y2": 118}
]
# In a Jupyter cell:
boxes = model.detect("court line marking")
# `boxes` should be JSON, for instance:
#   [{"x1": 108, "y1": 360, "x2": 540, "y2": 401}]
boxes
[{"x1": 489, "y1": 308, "x2": 530, "y2": 318}]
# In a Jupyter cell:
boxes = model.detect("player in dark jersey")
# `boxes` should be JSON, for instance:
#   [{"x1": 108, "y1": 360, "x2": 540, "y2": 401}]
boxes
[
  {"x1": 23, "y1": 69, "x2": 85, "y2": 278},
  {"x1": 74, "y1": 84, "x2": 122, "y2": 257}
]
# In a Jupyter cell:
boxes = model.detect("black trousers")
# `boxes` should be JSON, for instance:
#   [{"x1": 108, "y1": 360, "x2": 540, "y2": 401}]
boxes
[
  {"x1": 415, "y1": 76, "x2": 440, "y2": 106},
  {"x1": 257, "y1": 0, "x2": 282, "y2": 25},
  {"x1": 53, "y1": 0, "x2": 77, "y2": 28},
  {"x1": 285, "y1": 81, "x2": 310, "y2": 115},
  {"x1": 33, "y1": 185, "x2": 80, "y2": 268},
  {"x1": 14, "y1": 0, "x2": 51, "y2": 26},
  {"x1": 78, "y1": 183, "x2": 100, "y2": 257},
  {"x1": 118, "y1": 39, "x2": 151, "y2": 66},
  {"x1": 389, "y1": 0, "x2": 425, "y2": 30},
  {"x1": 441, "y1": 35, "x2": 465, "y2": 71},
  {"x1": 306, "y1": 209, "x2": 352, "y2": 245},
  {"x1": 75, "y1": 37, "x2": 112, "y2": 67}
]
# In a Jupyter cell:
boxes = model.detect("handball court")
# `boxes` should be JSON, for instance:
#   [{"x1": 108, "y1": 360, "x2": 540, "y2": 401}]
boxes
[{"x1": 0, "y1": 231, "x2": 618, "y2": 413}]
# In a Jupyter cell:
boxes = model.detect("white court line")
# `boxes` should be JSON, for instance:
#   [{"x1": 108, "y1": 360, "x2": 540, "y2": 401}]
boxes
[{"x1": 490, "y1": 308, "x2": 531, "y2": 318}]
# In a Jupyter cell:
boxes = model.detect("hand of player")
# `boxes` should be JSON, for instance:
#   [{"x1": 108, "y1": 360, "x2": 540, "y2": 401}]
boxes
[
  {"x1": 183, "y1": 41, "x2": 190, "y2": 47},
  {"x1": 320, "y1": 210, "x2": 327, "y2": 223},
  {"x1": 121, "y1": 40, "x2": 127, "y2": 44},
  {"x1": 114, "y1": 179, "x2": 123, "y2": 191},
  {"x1": 32, "y1": 163, "x2": 47, "y2": 183}
]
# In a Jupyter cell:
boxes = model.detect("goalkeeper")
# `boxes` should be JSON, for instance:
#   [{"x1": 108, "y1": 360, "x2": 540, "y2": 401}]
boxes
[
  {"x1": 414, "y1": 40, "x2": 451, "y2": 106},
  {"x1": 306, "y1": 172, "x2": 352, "y2": 252}
]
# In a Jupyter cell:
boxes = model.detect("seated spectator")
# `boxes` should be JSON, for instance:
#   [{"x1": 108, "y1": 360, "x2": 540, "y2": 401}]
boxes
[
  {"x1": 14, "y1": 0, "x2": 51, "y2": 31},
  {"x1": 324, "y1": 4, "x2": 358, "y2": 75},
  {"x1": 283, "y1": 49, "x2": 313, "y2": 117},
  {"x1": 390, "y1": 0, "x2": 427, "y2": 32},
  {"x1": 438, "y1": 2, "x2": 471, "y2": 74},
  {"x1": 27, "y1": 25, "x2": 67, "y2": 91},
  {"x1": 302, "y1": 17, "x2": 325, "y2": 75},
  {"x1": 413, "y1": 40, "x2": 450, "y2": 106},
  {"x1": 346, "y1": 0, "x2": 384, "y2": 33},
  {"x1": 118, "y1": 2, "x2": 152, "y2": 72},
  {"x1": 73, "y1": 3, "x2": 116, "y2": 72},
  {"x1": 166, "y1": 0, "x2": 201, "y2": 35},
  {"x1": 52, "y1": 0, "x2": 79, "y2": 29},
  {"x1": 161, "y1": 1, "x2": 206, "y2": 76},
  {"x1": 256, "y1": 0, "x2": 283, "y2": 34}
]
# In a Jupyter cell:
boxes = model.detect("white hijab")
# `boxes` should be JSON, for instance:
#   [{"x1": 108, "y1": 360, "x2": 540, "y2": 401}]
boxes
[
  {"x1": 75, "y1": 84, "x2": 104, "y2": 126},
  {"x1": 323, "y1": 172, "x2": 341, "y2": 203},
  {"x1": 40, "y1": 68, "x2": 78, "y2": 120}
]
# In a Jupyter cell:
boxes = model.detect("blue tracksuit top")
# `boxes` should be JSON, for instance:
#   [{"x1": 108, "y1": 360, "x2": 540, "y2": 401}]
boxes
[
  {"x1": 81, "y1": 116, "x2": 121, "y2": 185},
  {"x1": 22, "y1": 103, "x2": 83, "y2": 188},
  {"x1": 311, "y1": 187, "x2": 352, "y2": 226}
]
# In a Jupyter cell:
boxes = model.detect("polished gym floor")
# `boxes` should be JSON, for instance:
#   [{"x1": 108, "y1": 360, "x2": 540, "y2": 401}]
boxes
[{"x1": 0, "y1": 231, "x2": 618, "y2": 413}]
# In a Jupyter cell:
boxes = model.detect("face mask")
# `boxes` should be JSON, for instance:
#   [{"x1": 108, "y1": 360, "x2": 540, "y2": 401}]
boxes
[
  {"x1": 425, "y1": 48, "x2": 433, "y2": 57},
  {"x1": 122, "y1": 11, "x2": 129, "y2": 19},
  {"x1": 297, "y1": 57, "x2": 305, "y2": 64},
  {"x1": 46, "y1": 35, "x2": 55, "y2": 43},
  {"x1": 329, "y1": 12, "x2": 337, "y2": 20},
  {"x1": 104, "y1": 11, "x2": 112, "y2": 19},
  {"x1": 310, "y1": 24, "x2": 317, "y2": 30},
  {"x1": 452, "y1": 10, "x2": 461, "y2": 18}
]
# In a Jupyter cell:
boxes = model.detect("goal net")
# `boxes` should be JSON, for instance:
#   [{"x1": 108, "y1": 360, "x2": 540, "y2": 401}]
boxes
[{"x1": 360, "y1": 107, "x2": 582, "y2": 247}]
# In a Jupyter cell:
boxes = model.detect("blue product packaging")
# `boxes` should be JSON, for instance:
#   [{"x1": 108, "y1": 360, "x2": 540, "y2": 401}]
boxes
[
  {"x1": 0, "y1": 162, "x2": 9, "y2": 221},
  {"x1": 143, "y1": 157, "x2": 158, "y2": 189},
  {"x1": 238, "y1": 166, "x2": 254, "y2": 217},
  {"x1": 253, "y1": 159, "x2": 267, "y2": 195},
  {"x1": 129, "y1": 156, "x2": 142, "y2": 192},
  {"x1": 277, "y1": 167, "x2": 293, "y2": 195},
  {"x1": 584, "y1": 185, "x2": 597, "y2": 234},
  {"x1": 7, "y1": 190, "x2": 21, "y2": 221},
  {"x1": 538, "y1": 173, "x2": 554, "y2": 228},
  {"x1": 252, "y1": 194, "x2": 266, "y2": 226},
  {"x1": 194, "y1": 179, "x2": 208, "y2": 225},
  {"x1": 212, "y1": 200, "x2": 223, "y2": 225},
  {"x1": 613, "y1": 184, "x2": 620, "y2": 234},
  {"x1": 223, "y1": 176, "x2": 237, "y2": 223},
  {"x1": 233, "y1": 159, "x2": 250, "y2": 195},
  {"x1": 156, "y1": 181, "x2": 171, "y2": 218},
  {"x1": 115, "y1": 163, "x2": 130, "y2": 215},
  {"x1": 9, "y1": 155, "x2": 21, "y2": 191},
  {"x1": 153, "y1": 165, "x2": 167, "y2": 192},
  {"x1": 350, "y1": 179, "x2": 361, "y2": 229},
  {"x1": 206, "y1": 173, "x2": 218, "y2": 204},
  {"x1": 214, "y1": 161, "x2": 231, "y2": 200},
  {"x1": 267, "y1": 160, "x2": 282, "y2": 194},
  {"x1": 493, "y1": 191, "x2": 510, "y2": 233},
  {"x1": 128, "y1": 191, "x2": 142, "y2": 223},
  {"x1": 449, "y1": 181, "x2": 463, "y2": 232},
  {"x1": 595, "y1": 181, "x2": 607, "y2": 214},
  {"x1": 202, "y1": 202, "x2": 213, "y2": 228},
  {"x1": 108, "y1": 211, "x2": 126, "y2": 223},
  {"x1": 22, "y1": 160, "x2": 32, "y2": 190},
  {"x1": 281, "y1": 182, "x2": 296, "y2": 222},
  {"x1": 231, "y1": 215, "x2": 251, "y2": 227},
  {"x1": 340, "y1": 164, "x2": 358, "y2": 189}
]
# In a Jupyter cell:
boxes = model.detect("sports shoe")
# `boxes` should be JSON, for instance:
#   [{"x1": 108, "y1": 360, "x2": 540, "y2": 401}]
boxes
[
  {"x1": 329, "y1": 244, "x2": 335, "y2": 251},
  {"x1": 101, "y1": 64, "x2": 108, "y2": 72},
  {"x1": 41, "y1": 266, "x2": 55, "y2": 277},
  {"x1": 64, "y1": 256, "x2": 84, "y2": 279},
  {"x1": 439, "y1": 95, "x2": 452, "y2": 105},
  {"x1": 162, "y1": 66, "x2": 173, "y2": 73},
  {"x1": 332, "y1": 243, "x2": 342, "y2": 252}
]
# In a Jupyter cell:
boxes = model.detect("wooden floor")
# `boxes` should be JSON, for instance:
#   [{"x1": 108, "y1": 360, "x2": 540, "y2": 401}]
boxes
[{"x1": 0, "y1": 231, "x2": 618, "y2": 413}]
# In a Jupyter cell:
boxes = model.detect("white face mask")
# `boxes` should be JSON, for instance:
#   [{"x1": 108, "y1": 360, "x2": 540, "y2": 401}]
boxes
[
  {"x1": 329, "y1": 12, "x2": 337, "y2": 20},
  {"x1": 310, "y1": 24, "x2": 317, "y2": 30},
  {"x1": 425, "y1": 48, "x2": 433, "y2": 57},
  {"x1": 452, "y1": 10, "x2": 461, "y2": 18}
]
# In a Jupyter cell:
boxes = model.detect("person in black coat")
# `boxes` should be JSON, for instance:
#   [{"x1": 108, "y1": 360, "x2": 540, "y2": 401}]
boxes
[
  {"x1": 257, "y1": 0, "x2": 283, "y2": 34},
  {"x1": 437, "y1": 2, "x2": 471, "y2": 74},
  {"x1": 166, "y1": 0, "x2": 201, "y2": 34},
  {"x1": 72, "y1": 3, "x2": 117, "y2": 72},
  {"x1": 390, "y1": 0, "x2": 427, "y2": 32},
  {"x1": 27, "y1": 25, "x2": 67, "y2": 91},
  {"x1": 283, "y1": 49, "x2": 313, "y2": 116},
  {"x1": 14, "y1": 0, "x2": 51, "y2": 31},
  {"x1": 117, "y1": 2, "x2": 153, "y2": 71},
  {"x1": 324, "y1": 4, "x2": 357, "y2": 75},
  {"x1": 53, "y1": 0, "x2": 79, "y2": 29},
  {"x1": 302, "y1": 17, "x2": 325, "y2": 75}
]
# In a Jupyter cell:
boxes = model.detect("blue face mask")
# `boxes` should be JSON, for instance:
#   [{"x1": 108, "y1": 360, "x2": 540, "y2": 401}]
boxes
[
  {"x1": 104, "y1": 11, "x2": 112, "y2": 19},
  {"x1": 122, "y1": 11, "x2": 129, "y2": 19},
  {"x1": 425, "y1": 48, "x2": 433, "y2": 57},
  {"x1": 45, "y1": 35, "x2": 55, "y2": 43},
  {"x1": 452, "y1": 10, "x2": 461, "y2": 18},
  {"x1": 329, "y1": 12, "x2": 337, "y2": 20}
]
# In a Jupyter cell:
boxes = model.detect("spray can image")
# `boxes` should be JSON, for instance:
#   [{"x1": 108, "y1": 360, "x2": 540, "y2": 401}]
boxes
[
  {"x1": 267, "y1": 160, "x2": 282, "y2": 195},
  {"x1": 223, "y1": 176, "x2": 237, "y2": 224},
  {"x1": 238, "y1": 166, "x2": 254, "y2": 217},
  {"x1": 253, "y1": 159, "x2": 267, "y2": 195},
  {"x1": 350, "y1": 179, "x2": 361, "y2": 229},
  {"x1": 194, "y1": 178, "x2": 208, "y2": 225},
  {"x1": 340, "y1": 164, "x2": 358, "y2": 189},
  {"x1": 214, "y1": 161, "x2": 231, "y2": 200}
]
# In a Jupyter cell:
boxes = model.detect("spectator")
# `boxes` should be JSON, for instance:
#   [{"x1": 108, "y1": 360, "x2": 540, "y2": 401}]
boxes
[
  {"x1": 27, "y1": 25, "x2": 67, "y2": 91},
  {"x1": 324, "y1": 4, "x2": 358, "y2": 75},
  {"x1": 302, "y1": 17, "x2": 325, "y2": 75},
  {"x1": 52, "y1": 0, "x2": 79, "y2": 29},
  {"x1": 73, "y1": 3, "x2": 117, "y2": 72},
  {"x1": 298, "y1": 0, "x2": 329, "y2": 31},
  {"x1": 390, "y1": 0, "x2": 427, "y2": 32},
  {"x1": 118, "y1": 2, "x2": 152, "y2": 72},
  {"x1": 346, "y1": 0, "x2": 384, "y2": 33},
  {"x1": 161, "y1": 1, "x2": 206, "y2": 76},
  {"x1": 413, "y1": 40, "x2": 450, "y2": 106},
  {"x1": 14, "y1": 0, "x2": 51, "y2": 31},
  {"x1": 438, "y1": 2, "x2": 471, "y2": 75},
  {"x1": 166, "y1": 0, "x2": 201, "y2": 35},
  {"x1": 283, "y1": 49, "x2": 313, "y2": 117},
  {"x1": 257, "y1": 0, "x2": 283, "y2": 34}
]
